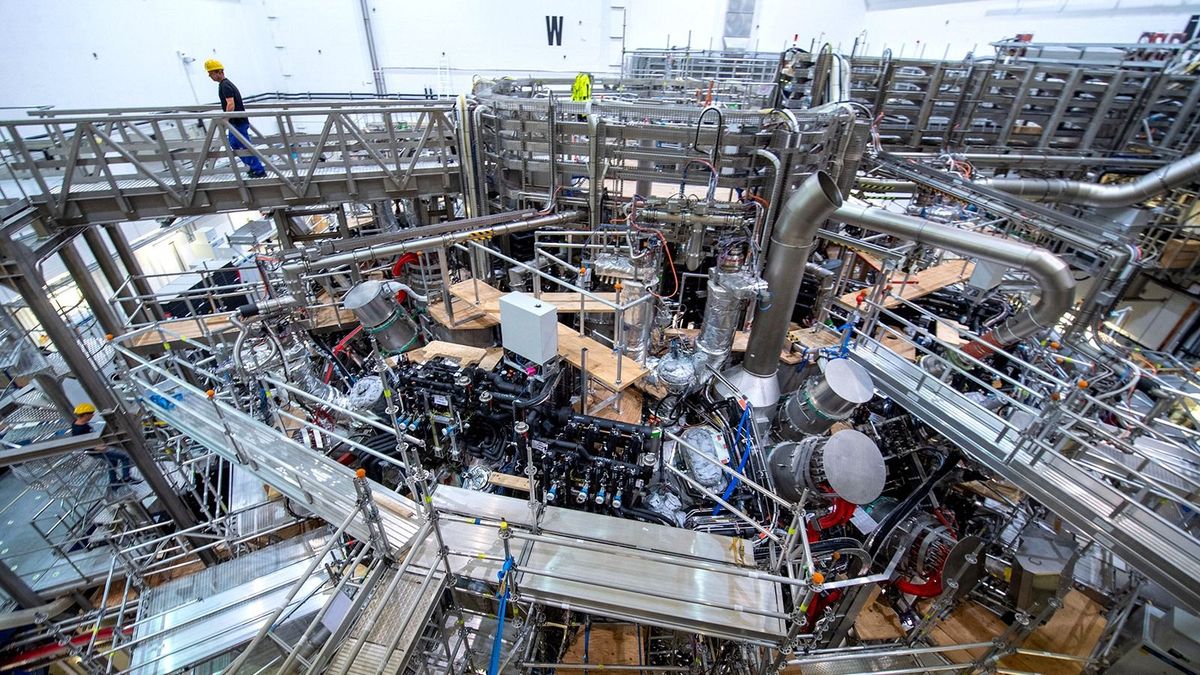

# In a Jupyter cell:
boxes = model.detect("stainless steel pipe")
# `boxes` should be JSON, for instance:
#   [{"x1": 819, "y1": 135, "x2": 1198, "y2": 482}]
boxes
[
  {"x1": 283, "y1": 211, "x2": 581, "y2": 286},
  {"x1": 980, "y1": 151, "x2": 1200, "y2": 207},
  {"x1": 743, "y1": 172, "x2": 844, "y2": 375},
  {"x1": 833, "y1": 202, "x2": 1076, "y2": 357}
]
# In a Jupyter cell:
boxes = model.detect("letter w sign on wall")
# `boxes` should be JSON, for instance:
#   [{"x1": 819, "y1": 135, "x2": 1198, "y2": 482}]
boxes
[{"x1": 546, "y1": 15, "x2": 564, "y2": 46}]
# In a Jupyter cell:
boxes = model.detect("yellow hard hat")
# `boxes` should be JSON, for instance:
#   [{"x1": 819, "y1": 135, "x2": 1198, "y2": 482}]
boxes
[
  {"x1": 73, "y1": 403, "x2": 96, "y2": 415},
  {"x1": 204, "y1": 59, "x2": 224, "y2": 72}
]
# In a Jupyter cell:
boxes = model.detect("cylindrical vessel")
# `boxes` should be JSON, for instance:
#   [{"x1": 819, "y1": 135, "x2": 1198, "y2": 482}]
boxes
[
  {"x1": 342, "y1": 280, "x2": 418, "y2": 353},
  {"x1": 766, "y1": 428, "x2": 885, "y2": 504},
  {"x1": 779, "y1": 358, "x2": 874, "y2": 437}
]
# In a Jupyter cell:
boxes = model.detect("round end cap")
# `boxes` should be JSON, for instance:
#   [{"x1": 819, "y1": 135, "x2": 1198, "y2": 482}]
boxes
[
  {"x1": 824, "y1": 359, "x2": 874, "y2": 405},
  {"x1": 822, "y1": 429, "x2": 885, "y2": 504}
]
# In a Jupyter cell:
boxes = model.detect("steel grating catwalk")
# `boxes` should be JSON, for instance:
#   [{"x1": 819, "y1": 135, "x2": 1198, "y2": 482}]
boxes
[
  {"x1": 425, "y1": 485, "x2": 787, "y2": 645},
  {"x1": 130, "y1": 529, "x2": 334, "y2": 673},
  {"x1": 327, "y1": 565, "x2": 447, "y2": 675}
]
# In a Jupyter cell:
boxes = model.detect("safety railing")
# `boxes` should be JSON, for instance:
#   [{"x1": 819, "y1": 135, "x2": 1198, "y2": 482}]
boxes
[
  {"x1": 0, "y1": 101, "x2": 460, "y2": 221},
  {"x1": 109, "y1": 324, "x2": 423, "y2": 549}
]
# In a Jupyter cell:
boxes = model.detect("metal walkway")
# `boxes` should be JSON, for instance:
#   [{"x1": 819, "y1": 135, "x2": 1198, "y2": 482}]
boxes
[
  {"x1": 850, "y1": 337, "x2": 1200, "y2": 614},
  {"x1": 113, "y1": 340, "x2": 788, "y2": 645},
  {"x1": 0, "y1": 101, "x2": 462, "y2": 225}
]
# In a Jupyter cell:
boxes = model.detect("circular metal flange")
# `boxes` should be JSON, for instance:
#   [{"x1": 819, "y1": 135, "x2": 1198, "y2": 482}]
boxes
[
  {"x1": 943, "y1": 534, "x2": 985, "y2": 600},
  {"x1": 822, "y1": 358, "x2": 875, "y2": 406},
  {"x1": 820, "y1": 428, "x2": 886, "y2": 504}
]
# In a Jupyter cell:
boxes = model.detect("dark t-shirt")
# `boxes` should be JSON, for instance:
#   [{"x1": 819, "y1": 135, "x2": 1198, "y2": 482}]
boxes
[
  {"x1": 218, "y1": 79, "x2": 248, "y2": 125},
  {"x1": 71, "y1": 421, "x2": 92, "y2": 436}
]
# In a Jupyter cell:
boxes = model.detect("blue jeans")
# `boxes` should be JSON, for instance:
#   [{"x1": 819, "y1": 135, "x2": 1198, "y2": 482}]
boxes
[
  {"x1": 91, "y1": 449, "x2": 133, "y2": 487},
  {"x1": 228, "y1": 120, "x2": 265, "y2": 174}
]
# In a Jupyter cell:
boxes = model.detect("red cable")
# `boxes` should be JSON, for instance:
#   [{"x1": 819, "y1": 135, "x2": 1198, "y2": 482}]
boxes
[
  {"x1": 333, "y1": 325, "x2": 364, "y2": 355},
  {"x1": 896, "y1": 572, "x2": 943, "y2": 598},
  {"x1": 817, "y1": 497, "x2": 857, "y2": 530},
  {"x1": 391, "y1": 252, "x2": 420, "y2": 303}
]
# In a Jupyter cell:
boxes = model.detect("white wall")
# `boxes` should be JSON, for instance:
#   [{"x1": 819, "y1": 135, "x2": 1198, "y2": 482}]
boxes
[
  {"x1": 1, "y1": 0, "x2": 1195, "y2": 110},
  {"x1": 367, "y1": 0, "x2": 615, "y2": 95},
  {"x1": 754, "y1": 2, "x2": 869, "y2": 54},
  {"x1": 0, "y1": 0, "x2": 278, "y2": 109},
  {"x1": 859, "y1": 0, "x2": 1198, "y2": 60}
]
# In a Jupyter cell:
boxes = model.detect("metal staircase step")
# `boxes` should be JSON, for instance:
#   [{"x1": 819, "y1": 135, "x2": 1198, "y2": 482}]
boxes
[{"x1": 328, "y1": 565, "x2": 447, "y2": 675}]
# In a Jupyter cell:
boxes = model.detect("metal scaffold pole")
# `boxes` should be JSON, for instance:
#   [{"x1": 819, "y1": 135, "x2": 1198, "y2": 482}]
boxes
[{"x1": 0, "y1": 232, "x2": 218, "y2": 567}]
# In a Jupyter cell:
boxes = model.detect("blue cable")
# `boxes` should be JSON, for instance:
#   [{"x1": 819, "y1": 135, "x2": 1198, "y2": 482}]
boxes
[
  {"x1": 583, "y1": 617, "x2": 591, "y2": 667},
  {"x1": 487, "y1": 555, "x2": 515, "y2": 675},
  {"x1": 713, "y1": 404, "x2": 753, "y2": 515}
]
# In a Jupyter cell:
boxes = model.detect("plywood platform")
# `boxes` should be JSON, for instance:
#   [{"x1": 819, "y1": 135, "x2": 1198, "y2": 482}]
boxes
[
  {"x1": 447, "y1": 279, "x2": 618, "y2": 314},
  {"x1": 125, "y1": 301, "x2": 358, "y2": 351},
  {"x1": 558, "y1": 325, "x2": 648, "y2": 391},
  {"x1": 427, "y1": 296, "x2": 499, "y2": 330},
  {"x1": 436, "y1": 279, "x2": 647, "y2": 391},
  {"x1": 126, "y1": 314, "x2": 238, "y2": 350},
  {"x1": 926, "y1": 590, "x2": 1105, "y2": 674},
  {"x1": 839, "y1": 260, "x2": 975, "y2": 309},
  {"x1": 400, "y1": 340, "x2": 488, "y2": 366}
]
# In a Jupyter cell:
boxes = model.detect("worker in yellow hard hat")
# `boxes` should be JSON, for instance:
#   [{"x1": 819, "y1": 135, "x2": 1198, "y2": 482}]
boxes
[
  {"x1": 205, "y1": 58, "x2": 267, "y2": 178},
  {"x1": 71, "y1": 403, "x2": 140, "y2": 489}
]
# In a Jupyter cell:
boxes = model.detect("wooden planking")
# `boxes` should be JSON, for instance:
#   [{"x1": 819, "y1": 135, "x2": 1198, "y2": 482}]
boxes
[
  {"x1": 838, "y1": 260, "x2": 975, "y2": 309},
  {"x1": 583, "y1": 387, "x2": 645, "y2": 425},
  {"x1": 926, "y1": 590, "x2": 1105, "y2": 674},
  {"x1": 936, "y1": 318, "x2": 969, "y2": 347},
  {"x1": 478, "y1": 347, "x2": 505, "y2": 371},
  {"x1": 879, "y1": 332, "x2": 919, "y2": 361},
  {"x1": 857, "y1": 251, "x2": 884, "y2": 271},
  {"x1": 788, "y1": 326, "x2": 843, "y2": 351},
  {"x1": 308, "y1": 303, "x2": 358, "y2": 332},
  {"x1": 426, "y1": 296, "x2": 499, "y2": 329},
  {"x1": 558, "y1": 324, "x2": 648, "y2": 391},
  {"x1": 128, "y1": 297, "x2": 357, "y2": 351},
  {"x1": 128, "y1": 314, "x2": 237, "y2": 349},
  {"x1": 447, "y1": 279, "x2": 618, "y2": 314},
  {"x1": 562, "y1": 624, "x2": 645, "y2": 665},
  {"x1": 853, "y1": 590, "x2": 906, "y2": 641},
  {"x1": 487, "y1": 472, "x2": 531, "y2": 492},
  {"x1": 437, "y1": 279, "x2": 646, "y2": 390},
  {"x1": 399, "y1": 340, "x2": 488, "y2": 366},
  {"x1": 997, "y1": 590, "x2": 1106, "y2": 675}
]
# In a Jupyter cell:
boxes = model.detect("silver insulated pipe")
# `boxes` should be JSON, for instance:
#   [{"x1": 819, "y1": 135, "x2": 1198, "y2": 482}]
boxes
[
  {"x1": 719, "y1": 172, "x2": 843, "y2": 419},
  {"x1": 833, "y1": 202, "x2": 1076, "y2": 358},
  {"x1": 979, "y1": 151, "x2": 1200, "y2": 207},
  {"x1": 743, "y1": 171, "x2": 844, "y2": 376}
]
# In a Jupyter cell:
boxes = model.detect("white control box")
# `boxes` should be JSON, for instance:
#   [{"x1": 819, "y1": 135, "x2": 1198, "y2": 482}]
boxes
[{"x1": 499, "y1": 292, "x2": 558, "y2": 365}]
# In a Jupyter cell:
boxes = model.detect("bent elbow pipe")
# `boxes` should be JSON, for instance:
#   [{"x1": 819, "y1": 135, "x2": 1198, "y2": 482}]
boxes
[
  {"x1": 980, "y1": 151, "x2": 1200, "y2": 207},
  {"x1": 743, "y1": 171, "x2": 844, "y2": 376},
  {"x1": 833, "y1": 203, "x2": 1076, "y2": 357}
]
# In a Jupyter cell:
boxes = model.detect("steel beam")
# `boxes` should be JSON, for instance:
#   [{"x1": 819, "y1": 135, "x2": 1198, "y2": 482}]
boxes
[
  {"x1": 0, "y1": 559, "x2": 41, "y2": 609},
  {"x1": 103, "y1": 224, "x2": 164, "y2": 322},
  {"x1": 57, "y1": 238, "x2": 123, "y2": 337},
  {"x1": 0, "y1": 234, "x2": 217, "y2": 567},
  {"x1": 80, "y1": 227, "x2": 137, "y2": 323},
  {"x1": 0, "y1": 431, "x2": 105, "y2": 468}
]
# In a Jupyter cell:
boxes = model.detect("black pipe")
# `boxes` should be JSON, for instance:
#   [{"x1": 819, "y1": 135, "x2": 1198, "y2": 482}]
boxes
[
  {"x1": 540, "y1": 439, "x2": 642, "y2": 472},
  {"x1": 864, "y1": 449, "x2": 961, "y2": 561},
  {"x1": 623, "y1": 506, "x2": 675, "y2": 527}
]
